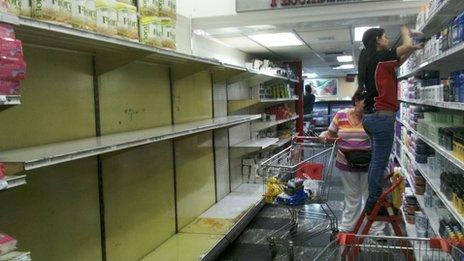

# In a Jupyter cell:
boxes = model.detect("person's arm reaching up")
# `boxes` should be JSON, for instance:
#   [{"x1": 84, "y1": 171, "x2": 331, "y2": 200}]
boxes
[{"x1": 397, "y1": 26, "x2": 423, "y2": 65}]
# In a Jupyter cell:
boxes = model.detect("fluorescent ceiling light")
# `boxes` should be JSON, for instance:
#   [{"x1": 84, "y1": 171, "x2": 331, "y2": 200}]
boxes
[
  {"x1": 303, "y1": 73, "x2": 318, "y2": 78},
  {"x1": 193, "y1": 29, "x2": 211, "y2": 37},
  {"x1": 354, "y1": 26, "x2": 379, "y2": 42},
  {"x1": 337, "y1": 55, "x2": 353, "y2": 63},
  {"x1": 334, "y1": 64, "x2": 355, "y2": 70},
  {"x1": 249, "y1": 32, "x2": 304, "y2": 47}
]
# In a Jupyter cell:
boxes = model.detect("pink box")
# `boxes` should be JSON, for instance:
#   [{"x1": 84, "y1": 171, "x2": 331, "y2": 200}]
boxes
[
  {"x1": 0, "y1": 38, "x2": 23, "y2": 58},
  {"x1": 0, "y1": 80, "x2": 20, "y2": 95},
  {"x1": 0, "y1": 23, "x2": 15, "y2": 39},
  {"x1": 0, "y1": 56, "x2": 26, "y2": 81}
]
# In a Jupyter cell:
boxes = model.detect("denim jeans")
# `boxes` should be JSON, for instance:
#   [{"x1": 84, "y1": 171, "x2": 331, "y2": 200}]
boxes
[{"x1": 362, "y1": 114, "x2": 395, "y2": 212}]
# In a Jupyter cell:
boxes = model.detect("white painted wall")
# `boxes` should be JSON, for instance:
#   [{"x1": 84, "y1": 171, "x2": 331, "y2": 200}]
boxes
[{"x1": 177, "y1": 0, "x2": 236, "y2": 18}]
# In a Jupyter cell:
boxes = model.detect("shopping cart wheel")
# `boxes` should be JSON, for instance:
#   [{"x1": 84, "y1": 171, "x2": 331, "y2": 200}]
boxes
[{"x1": 268, "y1": 237, "x2": 277, "y2": 259}]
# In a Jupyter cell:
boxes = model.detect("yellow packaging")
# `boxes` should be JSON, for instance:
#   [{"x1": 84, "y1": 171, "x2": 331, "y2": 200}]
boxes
[
  {"x1": 95, "y1": 0, "x2": 116, "y2": 36},
  {"x1": 85, "y1": 0, "x2": 96, "y2": 31},
  {"x1": 71, "y1": 0, "x2": 87, "y2": 29},
  {"x1": 160, "y1": 17, "x2": 175, "y2": 50},
  {"x1": 127, "y1": 4, "x2": 138, "y2": 41},
  {"x1": 137, "y1": 0, "x2": 157, "y2": 16},
  {"x1": 115, "y1": 2, "x2": 129, "y2": 37},
  {"x1": 5, "y1": 0, "x2": 21, "y2": 15},
  {"x1": 20, "y1": 0, "x2": 32, "y2": 16},
  {"x1": 56, "y1": 0, "x2": 71, "y2": 23},
  {"x1": 264, "y1": 177, "x2": 283, "y2": 203},
  {"x1": 159, "y1": 0, "x2": 175, "y2": 19},
  {"x1": 139, "y1": 16, "x2": 162, "y2": 47},
  {"x1": 32, "y1": 0, "x2": 58, "y2": 21}
]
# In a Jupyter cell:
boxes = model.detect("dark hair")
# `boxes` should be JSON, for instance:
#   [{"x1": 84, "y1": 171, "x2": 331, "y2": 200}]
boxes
[
  {"x1": 352, "y1": 89, "x2": 366, "y2": 106},
  {"x1": 305, "y1": 84, "x2": 312, "y2": 94},
  {"x1": 357, "y1": 28, "x2": 385, "y2": 91}
]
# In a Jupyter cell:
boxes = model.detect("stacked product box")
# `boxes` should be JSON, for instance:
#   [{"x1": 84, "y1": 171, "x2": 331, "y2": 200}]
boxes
[
  {"x1": 138, "y1": 0, "x2": 176, "y2": 49},
  {"x1": 0, "y1": 23, "x2": 26, "y2": 99}
]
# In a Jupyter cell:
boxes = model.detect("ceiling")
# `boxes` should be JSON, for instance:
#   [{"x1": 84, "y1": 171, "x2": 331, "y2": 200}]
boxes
[{"x1": 191, "y1": 0, "x2": 426, "y2": 77}]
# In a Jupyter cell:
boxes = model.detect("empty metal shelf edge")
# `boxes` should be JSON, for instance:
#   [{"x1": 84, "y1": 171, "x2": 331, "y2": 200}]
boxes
[{"x1": 0, "y1": 115, "x2": 260, "y2": 172}]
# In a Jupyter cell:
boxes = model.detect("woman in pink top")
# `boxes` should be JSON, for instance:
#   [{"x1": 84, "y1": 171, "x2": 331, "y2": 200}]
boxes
[{"x1": 321, "y1": 92, "x2": 385, "y2": 234}]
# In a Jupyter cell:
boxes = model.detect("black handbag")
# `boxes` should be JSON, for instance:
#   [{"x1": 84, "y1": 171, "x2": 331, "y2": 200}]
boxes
[{"x1": 343, "y1": 150, "x2": 372, "y2": 168}]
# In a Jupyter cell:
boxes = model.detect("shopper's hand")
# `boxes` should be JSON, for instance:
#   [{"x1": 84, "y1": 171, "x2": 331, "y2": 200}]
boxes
[{"x1": 401, "y1": 25, "x2": 411, "y2": 36}]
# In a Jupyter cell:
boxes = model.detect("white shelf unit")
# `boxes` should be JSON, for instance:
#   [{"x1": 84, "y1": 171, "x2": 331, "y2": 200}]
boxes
[
  {"x1": 271, "y1": 137, "x2": 292, "y2": 148},
  {"x1": 399, "y1": 41, "x2": 464, "y2": 79},
  {"x1": 259, "y1": 97, "x2": 299, "y2": 103},
  {"x1": 230, "y1": 138, "x2": 280, "y2": 150},
  {"x1": 399, "y1": 97, "x2": 464, "y2": 111},
  {"x1": 396, "y1": 118, "x2": 464, "y2": 172},
  {"x1": 250, "y1": 115, "x2": 298, "y2": 132},
  {"x1": 0, "y1": 251, "x2": 31, "y2": 261},
  {"x1": 0, "y1": 95, "x2": 21, "y2": 106},
  {"x1": 0, "y1": 115, "x2": 260, "y2": 173},
  {"x1": 395, "y1": 148, "x2": 441, "y2": 236},
  {"x1": 0, "y1": 175, "x2": 26, "y2": 191},
  {"x1": 417, "y1": 0, "x2": 464, "y2": 37},
  {"x1": 416, "y1": 163, "x2": 464, "y2": 228},
  {"x1": 396, "y1": 118, "x2": 464, "y2": 229},
  {"x1": 0, "y1": 13, "x2": 300, "y2": 81}
]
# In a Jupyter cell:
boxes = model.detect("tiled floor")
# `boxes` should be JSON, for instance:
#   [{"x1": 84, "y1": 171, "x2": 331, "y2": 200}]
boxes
[{"x1": 218, "y1": 173, "x2": 348, "y2": 260}]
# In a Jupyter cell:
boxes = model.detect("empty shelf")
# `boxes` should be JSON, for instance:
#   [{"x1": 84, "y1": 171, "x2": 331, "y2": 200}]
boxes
[
  {"x1": 0, "y1": 115, "x2": 260, "y2": 172},
  {"x1": 231, "y1": 138, "x2": 280, "y2": 149}
]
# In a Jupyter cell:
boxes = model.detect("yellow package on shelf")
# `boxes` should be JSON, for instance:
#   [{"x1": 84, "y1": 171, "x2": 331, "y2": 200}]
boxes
[
  {"x1": 56, "y1": 0, "x2": 71, "y2": 23},
  {"x1": 139, "y1": 16, "x2": 162, "y2": 47},
  {"x1": 95, "y1": 0, "x2": 117, "y2": 36},
  {"x1": 126, "y1": 4, "x2": 138, "y2": 41},
  {"x1": 159, "y1": 0, "x2": 175, "y2": 19},
  {"x1": 391, "y1": 167, "x2": 405, "y2": 210},
  {"x1": 5, "y1": 0, "x2": 21, "y2": 15},
  {"x1": 86, "y1": 0, "x2": 97, "y2": 31},
  {"x1": 137, "y1": 0, "x2": 157, "y2": 16},
  {"x1": 71, "y1": 0, "x2": 87, "y2": 29},
  {"x1": 115, "y1": 2, "x2": 129, "y2": 37},
  {"x1": 32, "y1": 0, "x2": 59, "y2": 21},
  {"x1": 160, "y1": 16, "x2": 175, "y2": 50}
]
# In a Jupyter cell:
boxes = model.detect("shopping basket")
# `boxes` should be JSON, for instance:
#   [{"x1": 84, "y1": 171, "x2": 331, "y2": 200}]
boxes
[
  {"x1": 314, "y1": 233, "x2": 464, "y2": 261},
  {"x1": 258, "y1": 136, "x2": 338, "y2": 259}
]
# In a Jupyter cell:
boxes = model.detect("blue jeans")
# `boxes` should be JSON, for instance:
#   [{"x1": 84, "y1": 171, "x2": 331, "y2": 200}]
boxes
[{"x1": 362, "y1": 114, "x2": 395, "y2": 212}]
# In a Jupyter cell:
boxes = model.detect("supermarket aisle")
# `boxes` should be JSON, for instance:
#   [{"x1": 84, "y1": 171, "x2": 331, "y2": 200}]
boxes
[{"x1": 218, "y1": 173, "x2": 345, "y2": 261}]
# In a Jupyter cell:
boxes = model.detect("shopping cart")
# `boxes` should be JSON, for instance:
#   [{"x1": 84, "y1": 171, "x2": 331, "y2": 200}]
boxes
[
  {"x1": 258, "y1": 136, "x2": 338, "y2": 259},
  {"x1": 314, "y1": 233, "x2": 464, "y2": 261}
]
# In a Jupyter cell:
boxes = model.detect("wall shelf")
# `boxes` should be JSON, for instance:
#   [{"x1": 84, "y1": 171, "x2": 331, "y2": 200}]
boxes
[
  {"x1": 230, "y1": 138, "x2": 280, "y2": 150},
  {"x1": 0, "y1": 12, "x2": 299, "y2": 82},
  {"x1": 0, "y1": 115, "x2": 260, "y2": 173},
  {"x1": 271, "y1": 137, "x2": 292, "y2": 148},
  {"x1": 396, "y1": 118, "x2": 464, "y2": 173},
  {"x1": 416, "y1": 163, "x2": 464, "y2": 228},
  {"x1": 227, "y1": 97, "x2": 298, "y2": 112},
  {"x1": 0, "y1": 95, "x2": 21, "y2": 106},
  {"x1": 251, "y1": 115, "x2": 298, "y2": 132},
  {"x1": 0, "y1": 175, "x2": 26, "y2": 191},
  {"x1": 399, "y1": 41, "x2": 464, "y2": 79},
  {"x1": 399, "y1": 97, "x2": 464, "y2": 111},
  {"x1": 417, "y1": 0, "x2": 464, "y2": 37},
  {"x1": 227, "y1": 70, "x2": 298, "y2": 86}
]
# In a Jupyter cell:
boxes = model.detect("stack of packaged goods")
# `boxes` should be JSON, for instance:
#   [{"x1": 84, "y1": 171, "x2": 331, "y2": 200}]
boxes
[
  {"x1": 439, "y1": 216, "x2": 464, "y2": 252},
  {"x1": 401, "y1": 9, "x2": 464, "y2": 77},
  {"x1": 0, "y1": 232, "x2": 29, "y2": 261},
  {"x1": 415, "y1": 0, "x2": 447, "y2": 30},
  {"x1": 0, "y1": 0, "x2": 31, "y2": 16},
  {"x1": 258, "y1": 82, "x2": 295, "y2": 100},
  {"x1": 403, "y1": 189, "x2": 421, "y2": 226},
  {"x1": 0, "y1": 23, "x2": 26, "y2": 101},
  {"x1": 138, "y1": 0, "x2": 176, "y2": 49},
  {"x1": 264, "y1": 104, "x2": 293, "y2": 121}
]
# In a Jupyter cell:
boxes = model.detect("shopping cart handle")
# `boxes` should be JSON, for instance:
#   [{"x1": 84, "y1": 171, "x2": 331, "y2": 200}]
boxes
[{"x1": 295, "y1": 136, "x2": 339, "y2": 143}]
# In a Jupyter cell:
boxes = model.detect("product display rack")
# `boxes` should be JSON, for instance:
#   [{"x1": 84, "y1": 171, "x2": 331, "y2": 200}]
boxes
[
  {"x1": 397, "y1": 118, "x2": 464, "y2": 172},
  {"x1": 398, "y1": 41, "x2": 464, "y2": 79},
  {"x1": 399, "y1": 97, "x2": 464, "y2": 111},
  {"x1": 230, "y1": 137, "x2": 280, "y2": 150},
  {"x1": 417, "y1": 0, "x2": 464, "y2": 37},
  {"x1": 0, "y1": 12, "x2": 300, "y2": 81},
  {"x1": 396, "y1": 118, "x2": 464, "y2": 227},
  {"x1": 0, "y1": 115, "x2": 260, "y2": 175},
  {"x1": 250, "y1": 115, "x2": 298, "y2": 133},
  {"x1": 227, "y1": 97, "x2": 299, "y2": 113},
  {"x1": 394, "y1": 151, "x2": 441, "y2": 236},
  {"x1": 0, "y1": 175, "x2": 26, "y2": 191}
]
